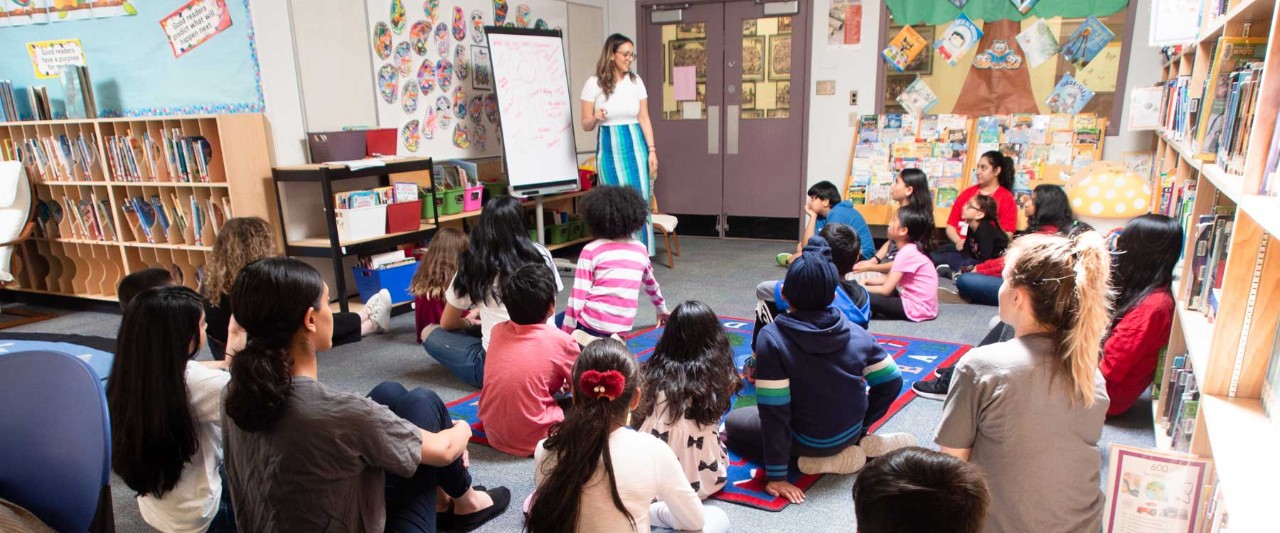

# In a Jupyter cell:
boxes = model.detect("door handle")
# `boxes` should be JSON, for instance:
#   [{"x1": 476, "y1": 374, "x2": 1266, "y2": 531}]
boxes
[
  {"x1": 727, "y1": 105, "x2": 739, "y2": 155},
  {"x1": 708, "y1": 105, "x2": 719, "y2": 155}
]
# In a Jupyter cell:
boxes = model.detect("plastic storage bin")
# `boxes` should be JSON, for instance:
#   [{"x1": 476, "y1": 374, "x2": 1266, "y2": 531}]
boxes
[
  {"x1": 386, "y1": 200, "x2": 423, "y2": 233},
  {"x1": 528, "y1": 229, "x2": 539, "y2": 242},
  {"x1": 568, "y1": 219, "x2": 585, "y2": 241},
  {"x1": 462, "y1": 185, "x2": 483, "y2": 212},
  {"x1": 546, "y1": 223, "x2": 571, "y2": 245},
  {"x1": 353, "y1": 261, "x2": 417, "y2": 304},
  {"x1": 435, "y1": 188, "x2": 465, "y2": 216},
  {"x1": 483, "y1": 181, "x2": 509, "y2": 200},
  {"x1": 335, "y1": 204, "x2": 387, "y2": 242},
  {"x1": 421, "y1": 191, "x2": 436, "y2": 219}
]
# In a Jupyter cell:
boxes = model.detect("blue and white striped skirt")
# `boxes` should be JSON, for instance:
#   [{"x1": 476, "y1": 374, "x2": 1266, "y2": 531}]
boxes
[{"x1": 597, "y1": 122, "x2": 654, "y2": 256}]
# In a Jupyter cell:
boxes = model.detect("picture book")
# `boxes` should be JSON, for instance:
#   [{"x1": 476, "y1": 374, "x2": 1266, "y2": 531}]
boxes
[
  {"x1": 897, "y1": 78, "x2": 938, "y2": 115},
  {"x1": 120, "y1": 202, "x2": 143, "y2": 242},
  {"x1": 95, "y1": 200, "x2": 116, "y2": 242},
  {"x1": 133, "y1": 197, "x2": 157, "y2": 243},
  {"x1": 150, "y1": 195, "x2": 171, "y2": 233},
  {"x1": 208, "y1": 197, "x2": 226, "y2": 235},
  {"x1": 882, "y1": 25, "x2": 928, "y2": 72},
  {"x1": 1045, "y1": 74, "x2": 1095, "y2": 114},
  {"x1": 936, "y1": 14, "x2": 982, "y2": 67},
  {"x1": 1009, "y1": 0, "x2": 1039, "y2": 15},
  {"x1": 1061, "y1": 16, "x2": 1115, "y2": 67},
  {"x1": 170, "y1": 194, "x2": 189, "y2": 236},
  {"x1": 1196, "y1": 37, "x2": 1267, "y2": 157},
  {"x1": 77, "y1": 199, "x2": 100, "y2": 240},
  {"x1": 1016, "y1": 18, "x2": 1060, "y2": 68},
  {"x1": 191, "y1": 196, "x2": 206, "y2": 246}
]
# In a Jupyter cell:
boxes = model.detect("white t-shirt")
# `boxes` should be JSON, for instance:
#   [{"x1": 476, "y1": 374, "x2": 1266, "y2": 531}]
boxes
[
  {"x1": 534, "y1": 428, "x2": 705, "y2": 532},
  {"x1": 581, "y1": 75, "x2": 648, "y2": 126},
  {"x1": 445, "y1": 243, "x2": 561, "y2": 350},
  {"x1": 137, "y1": 361, "x2": 230, "y2": 533}
]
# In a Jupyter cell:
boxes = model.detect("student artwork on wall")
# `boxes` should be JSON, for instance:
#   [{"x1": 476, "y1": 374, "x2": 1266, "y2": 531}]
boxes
[
  {"x1": 365, "y1": 0, "x2": 567, "y2": 156},
  {"x1": 0, "y1": 0, "x2": 136, "y2": 26}
]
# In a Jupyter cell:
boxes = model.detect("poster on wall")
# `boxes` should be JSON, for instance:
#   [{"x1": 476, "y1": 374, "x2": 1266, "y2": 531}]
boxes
[
  {"x1": 0, "y1": 0, "x2": 136, "y2": 27},
  {"x1": 828, "y1": 0, "x2": 862, "y2": 47},
  {"x1": 160, "y1": 0, "x2": 234, "y2": 58},
  {"x1": 1103, "y1": 445, "x2": 1213, "y2": 533},
  {"x1": 26, "y1": 39, "x2": 86, "y2": 79},
  {"x1": 1150, "y1": 0, "x2": 1203, "y2": 46}
]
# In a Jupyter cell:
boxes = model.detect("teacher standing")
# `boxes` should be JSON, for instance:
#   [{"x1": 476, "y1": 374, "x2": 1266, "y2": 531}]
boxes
[{"x1": 581, "y1": 33, "x2": 658, "y2": 255}]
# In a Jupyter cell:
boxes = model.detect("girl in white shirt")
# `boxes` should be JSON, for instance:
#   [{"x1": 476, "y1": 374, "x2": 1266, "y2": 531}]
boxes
[
  {"x1": 107, "y1": 286, "x2": 233, "y2": 532},
  {"x1": 529, "y1": 339, "x2": 729, "y2": 533},
  {"x1": 581, "y1": 33, "x2": 659, "y2": 255}
]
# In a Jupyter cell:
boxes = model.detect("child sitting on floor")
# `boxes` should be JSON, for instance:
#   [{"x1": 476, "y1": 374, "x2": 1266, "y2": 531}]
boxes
[
  {"x1": 529, "y1": 339, "x2": 729, "y2": 532},
  {"x1": 934, "y1": 194, "x2": 1009, "y2": 279},
  {"x1": 777, "y1": 181, "x2": 876, "y2": 266},
  {"x1": 633, "y1": 300, "x2": 739, "y2": 499},
  {"x1": 864, "y1": 206, "x2": 939, "y2": 322},
  {"x1": 480, "y1": 263, "x2": 580, "y2": 457},
  {"x1": 117, "y1": 267, "x2": 175, "y2": 309},
  {"x1": 854, "y1": 168, "x2": 934, "y2": 276},
  {"x1": 852, "y1": 447, "x2": 991, "y2": 533},
  {"x1": 409, "y1": 227, "x2": 469, "y2": 343},
  {"x1": 560, "y1": 185, "x2": 669, "y2": 339},
  {"x1": 725, "y1": 239, "x2": 913, "y2": 505}
]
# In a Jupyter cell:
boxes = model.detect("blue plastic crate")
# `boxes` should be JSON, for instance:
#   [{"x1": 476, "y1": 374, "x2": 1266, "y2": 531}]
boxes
[{"x1": 353, "y1": 261, "x2": 417, "y2": 305}]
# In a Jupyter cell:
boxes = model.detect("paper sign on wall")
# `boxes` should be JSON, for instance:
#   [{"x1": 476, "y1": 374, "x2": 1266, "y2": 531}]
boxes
[
  {"x1": 673, "y1": 66, "x2": 697, "y2": 101},
  {"x1": 160, "y1": 0, "x2": 234, "y2": 58},
  {"x1": 26, "y1": 39, "x2": 86, "y2": 79}
]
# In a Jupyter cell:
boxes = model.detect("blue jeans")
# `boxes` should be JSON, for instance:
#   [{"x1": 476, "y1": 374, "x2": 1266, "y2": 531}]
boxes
[
  {"x1": 930, "y1": 249, "x2": 982, "y2": 272},
  {"x1": 209, "y1": 466, "x2": 236, "y2": 531},
  {"x1": 553, "y1": 311, "x2": 610, "y2": 338},
  {"x1": 368, "y1": 382, "x2": 473, "y2": 533},
  {"x1": 423, "y1": 328, "x2": 487, "y2": 388},
  {"x1": 955, "y1": 273, "x2": 1002, "y2": 306}
]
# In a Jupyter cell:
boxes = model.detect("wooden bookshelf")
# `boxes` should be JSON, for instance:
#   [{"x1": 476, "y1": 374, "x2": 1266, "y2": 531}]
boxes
[
  {"x1": 1151, "y1": 1, "x2": 1280, "y2": 529},
  {"x1": 1, "y1": 114, "x2": 276, "y2": 301}
]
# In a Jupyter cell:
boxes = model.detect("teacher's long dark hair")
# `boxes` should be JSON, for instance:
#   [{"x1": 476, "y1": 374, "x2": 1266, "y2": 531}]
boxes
[
  {"x1": 453, "y1": 196, "x2": 545, "y2": 305},
  {"x1": 107, "y1": 285, "x2": 206, "y2": 497},
  {"x1": 980, "y1": 150, "x2": 1015, "y2": 192},
  {"x1": 223, "y1": 257, "x2": 325, "y2": 432},
  {"x1": 527, "y1": 339, "x2": 641, "y2": 533},
  {"x1": 595, "y1": 33, "x2": 636, "y2": 98}
]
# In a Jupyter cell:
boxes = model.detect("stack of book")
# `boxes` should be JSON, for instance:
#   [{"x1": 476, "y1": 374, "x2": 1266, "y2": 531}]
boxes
[
  {"x1": 1159, "y1": 75, "x2": 1194, "y2": 143},
  {"x1": 1186, "y1": 206, "x2": 1235, "y2": 317},
  {"x1": 1158, "y1": 354, "x2": 1201, "y2": 453},
  {"x1": 1215, "y1": 61, "x2": 1264, "y2": 175},
  {"x1": 2, "y1": 134, "x2": 98, "y2": 182},
  {"x1": 974, "y1": 113, "x2": 1102, "y2": 197},
  {"x1": 0, "y1": 81, "x2": 18, "y2": 122},
  {"x1": 849, "y1": 114, "x2": 969, "y2": 207},
  {"x1": 1195, "y1": 37, "x2": 1267, "y2": 163},
  {"x1": 27, "y1": 86, "x2": 51, "y2": 121}
]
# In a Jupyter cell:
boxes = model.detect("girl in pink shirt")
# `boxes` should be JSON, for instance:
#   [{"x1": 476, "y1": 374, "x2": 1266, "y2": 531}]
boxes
[
  {"x1": 864, "y1": 206, "x2": 939, "y2": 321},
  {"x1": 409, "y1": 227, "x2": 468, "y2": 343},
  {"x1": 560, "y1": 186, "x2": 669, "y2": 337}
]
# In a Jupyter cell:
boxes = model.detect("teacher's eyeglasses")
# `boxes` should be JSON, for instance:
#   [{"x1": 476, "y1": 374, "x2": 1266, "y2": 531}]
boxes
[{"x1": 616, "y1": 51, "x2": 637, "y2": 59}]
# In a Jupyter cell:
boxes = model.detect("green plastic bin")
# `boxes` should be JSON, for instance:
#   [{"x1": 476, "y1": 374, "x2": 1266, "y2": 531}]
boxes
[
  {"x1": 483, "y1": 181, "x2": 509, "y2": 199},
  {"x1": 567, "y1": 218, "x2": 585, "y2": 241},
  {"x1": 528, "y1": 228, "x2": 539, "y2": 242},
  {"x1": 420, "y1": 191, "x2": 436, "y2": 219},
  {"x1": 434, "y1": 187, "x2": 465, "y2": 216},
  {"x1": 546, "y1": 223, "x2": 571, "y2": 245}
]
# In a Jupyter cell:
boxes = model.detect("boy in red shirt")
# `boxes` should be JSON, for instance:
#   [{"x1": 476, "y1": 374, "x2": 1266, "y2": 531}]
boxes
[{"x1": 479, "y1": 263, "x2": 580, "y2": 456}]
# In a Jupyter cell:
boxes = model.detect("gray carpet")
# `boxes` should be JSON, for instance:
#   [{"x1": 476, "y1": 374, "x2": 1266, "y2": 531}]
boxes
[{"x1": 2, "y1": 237, "x2": 1154, "y2": 532}]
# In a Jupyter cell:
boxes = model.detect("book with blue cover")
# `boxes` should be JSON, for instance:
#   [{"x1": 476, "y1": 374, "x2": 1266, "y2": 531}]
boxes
[{"x1": 150, "y1": 195, "x2": 170, "y2": 233}]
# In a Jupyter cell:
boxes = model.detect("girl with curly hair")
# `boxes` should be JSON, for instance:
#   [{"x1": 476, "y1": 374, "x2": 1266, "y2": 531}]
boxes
[
  {"x1": 632, "y1": 300, "x2": 739, "y2": 499},
  {"x1": 201, "y1": 217, "x2": 391, "y2": 359},
  {"x1": 559, "y1": 185, "x2": 668, "y2": 340}
]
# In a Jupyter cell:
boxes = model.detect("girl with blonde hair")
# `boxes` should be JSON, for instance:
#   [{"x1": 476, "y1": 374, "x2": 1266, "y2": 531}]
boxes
[
  {"x1": 935, "y1": 231, "x2": 1112, "y2": 532},
  {"x1": 201, "y1": 217, "x2": 391, "y2": 359}
]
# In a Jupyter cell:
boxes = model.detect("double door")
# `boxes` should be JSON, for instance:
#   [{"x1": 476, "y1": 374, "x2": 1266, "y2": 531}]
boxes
[{"x1": 639, "y1": 0, "x2": 809, "y2": 238}]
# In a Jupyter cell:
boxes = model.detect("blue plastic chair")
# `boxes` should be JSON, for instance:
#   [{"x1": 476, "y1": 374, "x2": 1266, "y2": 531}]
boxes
[{"x1": 0, "y1": 350, "x2": 113, "y2": 532}]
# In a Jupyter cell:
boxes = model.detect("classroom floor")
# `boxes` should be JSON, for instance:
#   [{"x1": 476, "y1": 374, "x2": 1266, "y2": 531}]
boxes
[{"x1": 3, "y1": 237, "x2": 1156, "y2": 532}]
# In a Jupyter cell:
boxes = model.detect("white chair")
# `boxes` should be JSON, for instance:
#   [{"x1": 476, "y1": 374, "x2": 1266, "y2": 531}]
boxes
[
  {"x1": 650, "y1": 187, "x2": 679, "y2": 269},
  {"x1": 0, "y1": 161, "x2": 35, "y2": 285}
]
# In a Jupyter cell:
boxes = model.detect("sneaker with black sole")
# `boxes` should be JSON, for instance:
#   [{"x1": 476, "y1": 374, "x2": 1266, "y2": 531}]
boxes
[
  {"x1": 912, "y1": 372, "x2": 952, "y2": 401},
  {"x1": 936, "y1": 264, "x2": 954, "y2": 278}
]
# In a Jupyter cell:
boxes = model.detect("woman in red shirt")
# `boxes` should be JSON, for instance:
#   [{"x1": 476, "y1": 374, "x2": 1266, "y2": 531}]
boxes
[
  {"x1": 1102, "y1": 214, "x2": 1183, "y2": 416},
  {"x1": 934, "y1": 150, "x2": 1018, "y2": 267}
]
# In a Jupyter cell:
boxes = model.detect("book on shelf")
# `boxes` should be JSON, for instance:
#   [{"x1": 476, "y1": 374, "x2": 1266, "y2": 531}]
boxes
[
  {"x1": 1215, "y1": 62, "x2": 1264, "y2": 174},
  {"x1": 1197, "y1": 37, "x2": 1267, "y2": 160},
  {"x1": 1186, "y1": 208, "x2": 1234, "y2": 311},
  {"x1": 190, "y1": 195, "x2": 206, "y2": 246},
  {"x1": 1103, "y1": 444, "x2": 1214, "y2": 533},
  {"x1": 27, "y1": 86, "x2": 51, "y2": 121},
  {"x1": 94, "y1": 199, "x2": 116, "y2": 242},
  {"x1": 169, "y1": 193, "x2": 189, "y2": 237},
  {"x1": 1263, "y1": 316, "x2": 1280, "y2": 428},
  {"x1": 132, "y1": 197, "x2": 157, "y2": 243},
  {"x1": 1198, "y1": 473, "x2": 1229, "y2": 533},
  {"x1": 150, "y1": 195, "x2": 171, "y2": 234},
  {"x1": 1160, "y1": 75, "x2": 1192, "y2": 142},
  {"x1": 120, "y1": 201, "x2": 143, "y2": 242}
]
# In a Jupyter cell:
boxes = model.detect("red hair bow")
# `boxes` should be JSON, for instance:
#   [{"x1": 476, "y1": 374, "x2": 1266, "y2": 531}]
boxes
[{"x1": 579, "y1": 370, "x2": 625, "y2": 401}]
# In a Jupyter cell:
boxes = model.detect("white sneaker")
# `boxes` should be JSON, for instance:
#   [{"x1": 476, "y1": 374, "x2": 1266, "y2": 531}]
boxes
[
  {"x1": 798, "y1": 444, "x2": 867, "y2": 475},
  {"x1": 858, "y1": 432, "x2": 918, "y2": 457},
  {"x1": 366, "y1": 289, "x2": 392, "y2": 333}
]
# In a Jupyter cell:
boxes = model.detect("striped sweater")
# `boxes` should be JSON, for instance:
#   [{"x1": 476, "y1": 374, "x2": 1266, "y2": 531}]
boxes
[
  {"x1": 754, "y1": 308, "x2": 902, "y2": 481},
  {"x1": 562, "y1": 238, "x2": 667, "y2": 335}
]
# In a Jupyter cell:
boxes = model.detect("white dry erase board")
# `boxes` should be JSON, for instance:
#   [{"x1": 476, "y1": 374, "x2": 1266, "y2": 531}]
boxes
[{"x1": 485, "y1": 27, "x2": 581, "y2": 197}]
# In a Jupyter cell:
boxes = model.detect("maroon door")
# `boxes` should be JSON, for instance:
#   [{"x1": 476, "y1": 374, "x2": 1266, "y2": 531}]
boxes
[{"x1": 639, "y1": 0, "x2": 807, "y2": 237}]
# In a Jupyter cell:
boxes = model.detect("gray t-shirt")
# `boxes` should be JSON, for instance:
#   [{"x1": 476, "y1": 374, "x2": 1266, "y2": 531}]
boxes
[
  {"x1": 935, "y1": 334, "x2": 1109, "y2": 533},
  {"x1": 223, "y1": 377, "x2": 422, "y2": 532}
]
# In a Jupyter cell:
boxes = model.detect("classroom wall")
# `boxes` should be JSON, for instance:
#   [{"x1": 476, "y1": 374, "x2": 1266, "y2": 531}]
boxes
[{"x1": 1104, "y1": 0, "x2": 1159, "y2": 159}]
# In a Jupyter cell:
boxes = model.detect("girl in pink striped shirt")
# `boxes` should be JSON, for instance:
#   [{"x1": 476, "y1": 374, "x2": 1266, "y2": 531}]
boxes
[{"x1": 559, "y1": 186, "x2": 669, "y2": 338}]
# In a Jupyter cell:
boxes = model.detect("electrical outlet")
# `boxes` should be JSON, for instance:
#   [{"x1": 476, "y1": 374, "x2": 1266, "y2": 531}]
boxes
[{"x1": 849, "y1": 91, "x2": 858, "y2": 106}]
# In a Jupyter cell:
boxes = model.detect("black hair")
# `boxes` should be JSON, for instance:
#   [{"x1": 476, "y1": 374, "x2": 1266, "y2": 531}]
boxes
[
  {"x1": 107, "y1": 286, "x2": 205, "y2": 497},
  {"x1": 1111, "y1": 214, "x2": 1183, "y2": 322},
  {"x1": 852, "y1": 447, "x2": 991, "y2": 533},
  {"x1": 454, "y1": 196, "x2": 545, "y2": 304},
  {"x1": 899, "y1": 168, "x2": 934, "y2": 211},
  {"x1": 980, "y1": 150, "x2": 1015, "y2": 192},
  {"x1": 582, "y1": 185, "x2": 648, "y2": 240},
  {"x1": 633, "y1": 301, "x2": 738, "y2": 428},
  {"x1": 223, "y1": 257, "x2": 325, "y2": 433},
  {"x1": 1027, "y1": 184, "x2": 1076, "y2": 234},
  {"x1": 117, "y1": 267, "x2": 175, "y2": 310},
  {"x1": 528, "y1": 339, "x2": 640, "y2": 533},
  {"x1": 819, "y1": 222, "x2": 861, "y2": 274},
  {"x1": 502, "y1": 262, "x2": 558, "y2": 325},
  {"x1": 896, "y1": 205, "x2": 935, "y2": 254},
  {"x1": 969, "y1": 194, "x2": 1000, "y2": 225},
  {"x1": 807, "y1": 181, "x2": 843, "y2": 207}
]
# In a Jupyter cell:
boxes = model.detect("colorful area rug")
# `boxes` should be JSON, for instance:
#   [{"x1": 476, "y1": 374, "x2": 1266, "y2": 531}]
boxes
[{"x1": 446, "y1": 316, "x2": 970, "y2": 511}]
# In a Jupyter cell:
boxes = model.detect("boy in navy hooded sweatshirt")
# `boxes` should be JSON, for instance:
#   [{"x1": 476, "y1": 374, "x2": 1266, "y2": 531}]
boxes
[{"x1": 725, "y1": 237, "x2": 915, "y2": 504}]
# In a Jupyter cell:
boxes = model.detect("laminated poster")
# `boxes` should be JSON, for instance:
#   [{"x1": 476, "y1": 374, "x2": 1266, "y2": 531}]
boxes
[
  {"x1": 936, "y1": 14, "x2": 982, "y2": 67},
  {"x1": 882, "y1": 25, "x2": 927, "y2": 72},
  {"x1": 26, "y1": 39, "x2": 86, "y2": 79},
  {"x1": 159, "y1": 0, "x2": 233, "y2": 58},
  {"x1": 1103, "y1": 445, "x2": 1212, "y2": 533},
  {"x1": 827, "y1": 0, "x2": 862, "y2": 46},
  {"x1": 1016, "y1": 18, "x2": 1060, "y2": 69}
]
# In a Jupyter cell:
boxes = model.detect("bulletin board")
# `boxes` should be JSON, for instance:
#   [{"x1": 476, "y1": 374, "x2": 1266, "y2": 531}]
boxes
[
  {"x1": 0, "y1": 0, "x2": 263, "y2": 118},
  {"x1": 880, "y1": 1, "x2": 1134, "y2": 127},
  {"x1": 364, "y1": 0, "x2": 569, "y2": 158}
]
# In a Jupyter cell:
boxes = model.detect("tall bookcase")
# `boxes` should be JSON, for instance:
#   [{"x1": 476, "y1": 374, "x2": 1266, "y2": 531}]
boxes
[
  {"x1": 1152, "y1": 0, "x2": 1280, "y2": 529},
  {"x1": 0, "y1": 114, "x2": 277, "y2": 302}
]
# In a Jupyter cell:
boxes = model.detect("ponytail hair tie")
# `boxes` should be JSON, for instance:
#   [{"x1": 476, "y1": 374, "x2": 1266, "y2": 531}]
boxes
[{"x1": 579, "y1": 370, "x2": 626, "y2": 401}]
